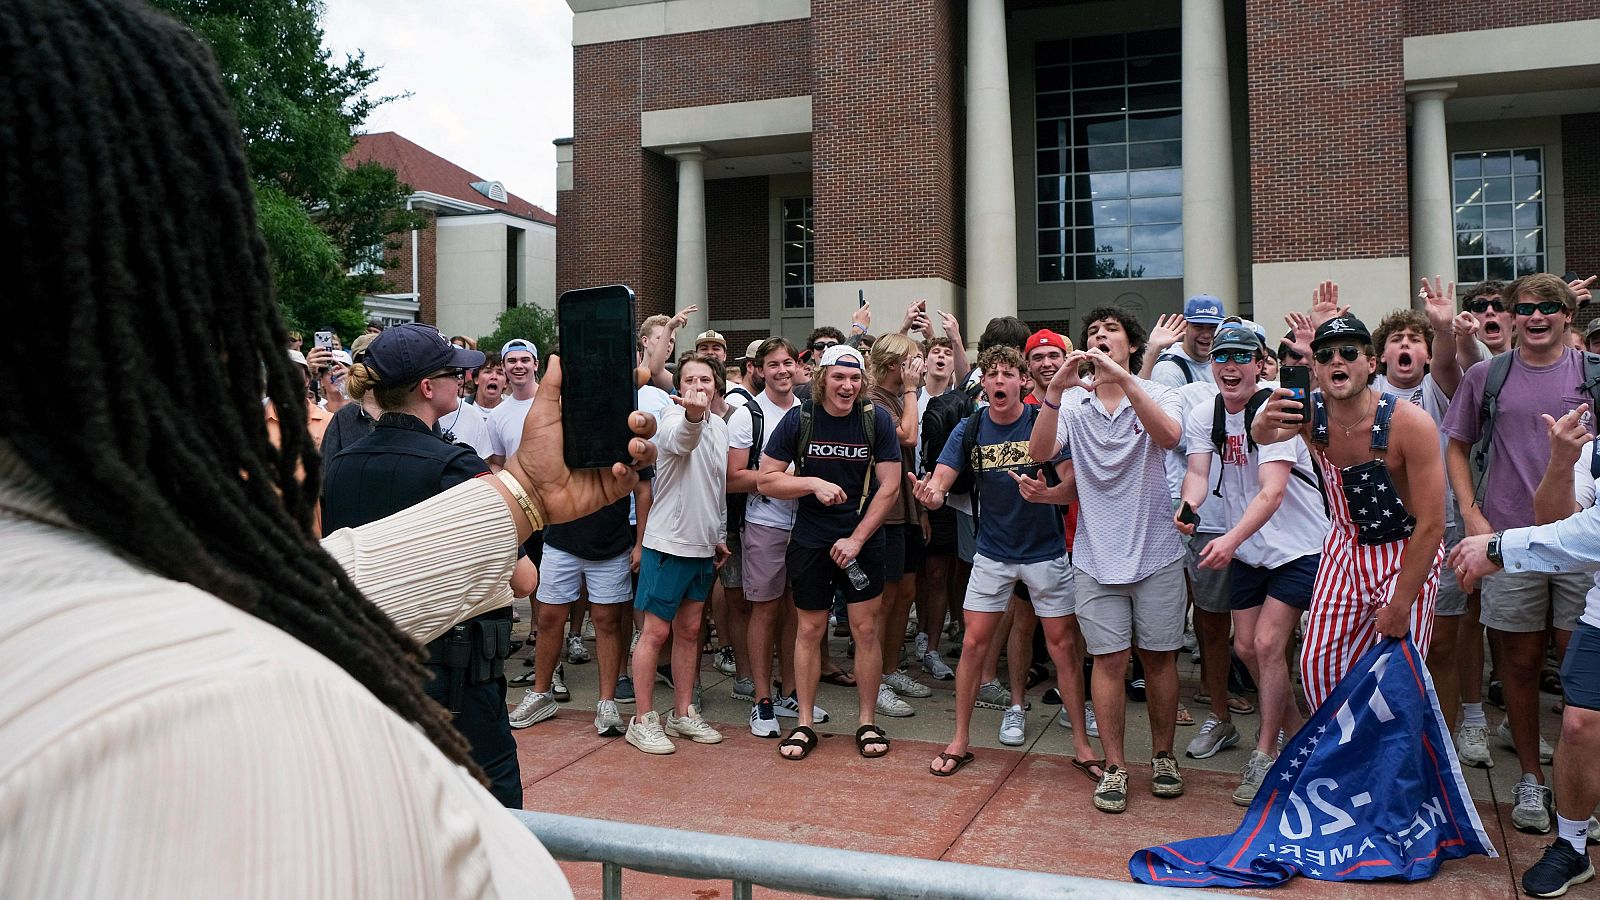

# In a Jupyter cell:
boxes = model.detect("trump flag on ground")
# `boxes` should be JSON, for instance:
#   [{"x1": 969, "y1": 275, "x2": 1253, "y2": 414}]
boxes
[{"x1": 1130, "y1": 637, "x2": 1495, "y2": 888}]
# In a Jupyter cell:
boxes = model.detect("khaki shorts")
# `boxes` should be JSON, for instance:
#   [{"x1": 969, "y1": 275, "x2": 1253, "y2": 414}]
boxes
[
  {"x1": 740, "y1": 522, "x2": 790, "y2": 602},
  {"x1": 1184, "y1": 532, "x2": 1232, "y2": 615},
  {"x1": 965, "y1": 553, "x2": 1075, "y2": 617},
  {"x1": 1481, "y1": 569, "x2": 1587, "y2": 633},
  {"x1": 1074, "y1": 557, "x2": 1187, "y2": 656},
  {"x1": 1434, "y1": 522, "x2": 1469, "y2": 617}
]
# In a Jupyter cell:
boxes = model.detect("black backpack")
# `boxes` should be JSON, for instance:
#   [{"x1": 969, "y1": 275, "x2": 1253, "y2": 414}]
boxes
[
  {"x1": 795, "y1": 398, "x2": 877, "y2": 515},
  {"x1": 922, "y1": 379, "x2": 983, "y2": 491},
  {"x1": 725, "y1": 399, "x2": 765, "y2": 536},
  {"x1": 1156, "y1": 352, "x2": 1198, "y2": 384},
  {"x1": 1209, "y1": 389, "x2": 1324, "y2": 506},
  {"x1": 1472, "y1": 351, "x2": 1600, "y2": 504}
]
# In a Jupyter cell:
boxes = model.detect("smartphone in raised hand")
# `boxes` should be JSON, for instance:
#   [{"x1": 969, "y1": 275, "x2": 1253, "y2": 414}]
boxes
[
  {"x1": 557, "y1": 285, "x2": 638, "y2": 469},
  {"x1": 1279, "y1": 365, "x2": 1311, "y2": 424}
]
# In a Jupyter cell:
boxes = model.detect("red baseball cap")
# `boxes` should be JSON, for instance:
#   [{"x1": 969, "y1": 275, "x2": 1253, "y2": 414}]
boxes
[{"x1": 1025, "y1": 329, "x2": 1070, "y2": 355}]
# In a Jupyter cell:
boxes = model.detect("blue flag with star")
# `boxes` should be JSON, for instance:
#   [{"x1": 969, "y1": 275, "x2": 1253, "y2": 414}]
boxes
[{"x1": 1130, "y1": 637, "x2": 1496, "y2": 888}]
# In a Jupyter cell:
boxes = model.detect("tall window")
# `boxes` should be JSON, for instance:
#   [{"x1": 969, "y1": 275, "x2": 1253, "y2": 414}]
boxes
[
  {"x1": 782, "y1": 197, "x2": 814, "y2": 309},
  {"x1": 1035, "y1": 28, "x2": 1182, "y2": 283},
  {"x1": 1453, "y1": 148, "x2": 1544, "y2": 283}
]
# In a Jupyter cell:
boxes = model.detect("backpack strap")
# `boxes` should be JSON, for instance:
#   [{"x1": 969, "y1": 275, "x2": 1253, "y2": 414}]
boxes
[
  {"x1": 1157, "y1": 352, "x2": 1196, "y2": 384},
  {"x1": 1472, "y1": 352, "x2": 1515, "y2": 505},
  {"x1": 795, "y1": 399, "x2": 815, "y2": 474},
  {"x1": 1310, "y1": 390, "x2": 1329, "y2": 445},
  {"x1": 856, "y1": 400, "x2": 876, "y2": 515},
  {"x1": 746, "y1": 402, "x2": 765, "y2": 471}
]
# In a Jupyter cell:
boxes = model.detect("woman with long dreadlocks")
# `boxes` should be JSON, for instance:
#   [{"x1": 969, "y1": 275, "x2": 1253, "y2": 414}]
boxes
[{"x1": 0, "y1": 1, "x2": 654, "y2": 896}]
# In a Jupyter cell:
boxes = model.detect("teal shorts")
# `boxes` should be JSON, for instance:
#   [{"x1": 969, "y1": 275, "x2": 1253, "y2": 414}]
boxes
[{"x1": 634, "y1": 547, "x2": 714, "y2": 621}]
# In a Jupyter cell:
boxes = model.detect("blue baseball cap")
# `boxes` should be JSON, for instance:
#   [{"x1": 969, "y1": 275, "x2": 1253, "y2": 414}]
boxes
[
  {"x1": 1183, "y1": 295, "x2": 1226, "y2": 326},
  {"x1": 366, "y1": 324, "x2": 485, "y2": 386}
]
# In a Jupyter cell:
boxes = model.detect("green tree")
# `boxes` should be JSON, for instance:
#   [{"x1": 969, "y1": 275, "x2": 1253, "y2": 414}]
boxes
[
  {"x1": 150, "y1": 0, "x2": 424, "y2": 338},
  {"x1": 480, "y1": 305, "x2": 558, "y2": 359}
]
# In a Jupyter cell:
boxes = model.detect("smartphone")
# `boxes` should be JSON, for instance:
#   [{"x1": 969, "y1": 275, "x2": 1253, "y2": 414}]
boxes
[
  {"x1": 858, "y1": 290, "x2": 867, "y2": 308},
  {"x1": 1177, "y1": 501, "x2": 1200, "y2": 527},
  {"x1": 1279, "y1": 365, "x2": 1311, "y2": 424},
  {"x1": 314, "y1": 331, "x2": 335, "y2": 351},
  {"x1": 557, "y1": 285, "x2": 638, "y2": 469}
]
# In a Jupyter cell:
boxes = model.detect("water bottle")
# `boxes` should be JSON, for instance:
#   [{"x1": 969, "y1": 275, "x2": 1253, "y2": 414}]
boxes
[{"x1": 844, "y1": 558, "x2": 869, "y2": 591}]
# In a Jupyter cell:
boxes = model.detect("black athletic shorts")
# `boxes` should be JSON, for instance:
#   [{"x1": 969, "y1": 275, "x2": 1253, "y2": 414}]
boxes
[
  {"x1": 926, "y1": 506, "x2": 958, "y2": 556},
  {"x1": 884, "y1": 523, "x2": 926, "y2": 582},
  {"x1": 788, "y1": 537, "x2": 885, "y2": 611}
]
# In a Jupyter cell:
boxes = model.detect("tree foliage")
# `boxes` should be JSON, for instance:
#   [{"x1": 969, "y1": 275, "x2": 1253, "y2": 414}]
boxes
[
  {"x1": 150, "y1": 0, "x2": 424, "y2": 338},
  {"x1": 480, "y1": 305, "x2": 558, "y2": 359}
]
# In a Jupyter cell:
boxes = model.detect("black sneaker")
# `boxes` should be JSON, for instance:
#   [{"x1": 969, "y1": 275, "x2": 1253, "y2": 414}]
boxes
[
  {"x1": 1043, "y1": 687, "x2": 1063, "y2": 705},
  {"x1": 1126, "y1": 656, "x2": 1146, "y2": 701},
  {"x1": 1026, "y1": 663, "x2": 1051, "y2": 690},
  {"x1": 656, "y1": 663, "x2": 673, "y2": 687},
  {"x1": 1522, "y1": 841, "x2": 1593, "y2": 897},
  {"x1": 1229, "y1": 653, "x2": 1257, "y2": 694},
  {"x1": 1489, "y1": 679, "x2": 1506, "y2": 709}
]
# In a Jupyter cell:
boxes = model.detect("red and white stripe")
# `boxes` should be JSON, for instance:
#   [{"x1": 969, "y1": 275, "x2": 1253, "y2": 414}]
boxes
[{"x1": 1299, "y1": 457, "x2": 1445, "y2": 712}]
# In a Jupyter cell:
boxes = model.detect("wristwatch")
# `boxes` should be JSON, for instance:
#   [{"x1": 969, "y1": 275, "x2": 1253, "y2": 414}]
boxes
[{"x1": 1487, "y1": 531, "x2": 1504, "y2": 568}]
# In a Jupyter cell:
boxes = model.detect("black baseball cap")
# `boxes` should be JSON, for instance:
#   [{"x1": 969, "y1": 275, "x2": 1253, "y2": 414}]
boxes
[
  {"x1": 1311, "y1": 315, "x2": 1372, "y2": 349},
  {"x1": 365, "y1": 323, "x2": 485, "y2": 386}
]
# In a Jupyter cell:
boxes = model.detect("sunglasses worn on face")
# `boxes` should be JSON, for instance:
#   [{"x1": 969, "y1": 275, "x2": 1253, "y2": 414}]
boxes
[
  {"x1": 427, "y1": 370, "x2": 465, "y2": 381},
  {"x1": 1466, "y1": 299, "x2": 1506, "y2": 314},
  {"x1": 1314, "y1": 345, "x2": 1364, "y2": 364},
  {"x1": 811, "y1": 341, "x2": 838, "y2": 352},
  {"x1": 1212, "y1": 351, "x2": 1256, "y2": 365},
  {"x1": 1513, "y1": 301, "x2": 1566, "y2": 317}
]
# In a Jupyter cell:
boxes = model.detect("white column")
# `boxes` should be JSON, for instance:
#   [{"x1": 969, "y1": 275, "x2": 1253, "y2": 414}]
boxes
[
  {"x1": 667, "y1": 145, "x2": 710, "y2": 337},
  {"x1": 965, "y1": 0, "x2": 1017, "y2": 332},
  {"x1": 1181, "y1": 0, "x2": 1238, "y2": 308},
  {"x1": 1408, "y1": 82, "x2": 1457, "y2": 308}
]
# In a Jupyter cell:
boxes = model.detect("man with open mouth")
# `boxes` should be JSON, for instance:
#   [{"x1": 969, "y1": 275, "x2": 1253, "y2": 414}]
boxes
[
  {"x1": 1252, "y1": 312, "x2": 1447, "y2": 715},
  {"x1": 1462, "y1": 280, "x2": 1513, "y2": 357}
]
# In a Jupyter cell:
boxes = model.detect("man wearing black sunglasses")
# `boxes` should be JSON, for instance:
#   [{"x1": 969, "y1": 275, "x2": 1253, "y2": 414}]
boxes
[
  {"x1": 1442, "y1": 273, "x2": 1597, "y2": 835},
  {"x1": 1461, "y1": 281, "x2": 1512, "y2": 356},
  {"x1": 1253, "y1": 315, "x2": 1446, "y2": 714}
]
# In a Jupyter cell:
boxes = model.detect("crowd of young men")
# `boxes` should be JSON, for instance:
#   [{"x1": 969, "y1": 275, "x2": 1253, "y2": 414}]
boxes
[{"x1": 337, "y1": 271, "x2": 1600, "y2": 898}]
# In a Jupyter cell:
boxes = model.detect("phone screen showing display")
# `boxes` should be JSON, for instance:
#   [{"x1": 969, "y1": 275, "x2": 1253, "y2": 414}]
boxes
[
  {"x1": 557, "y1": 285, "x2": 638, "y2": 469},
  {"x1": 1279, "y1": 365, "x2": 1311, "y2": 424}
]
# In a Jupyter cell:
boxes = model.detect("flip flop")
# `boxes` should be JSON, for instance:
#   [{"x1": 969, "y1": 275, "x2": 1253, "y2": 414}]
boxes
[
  {"x1": 1176, "y1": 703, "x2": 1195, "y2": 726},
  {"x1": 930, "y1": 751, "x2": 975, "y2": 777},
  {"x1": 1227, "y1": 695, "x2": 1256, "y2": 716},
  {"x1": 508, "y1": 671, "x2": 537, "y2": 687},
  {"x1": 855, "y1": 724, "x2": 890, "y2": 758},
  {"x1": 820, "y1": 670, "x2": 858, "y2": 687},
  {"x1": 778, "y1": 726, "x2": 817, "y2": 761},
  {"x1": 1072, "y1": 757, "x2": 1107, "y2": 782}
]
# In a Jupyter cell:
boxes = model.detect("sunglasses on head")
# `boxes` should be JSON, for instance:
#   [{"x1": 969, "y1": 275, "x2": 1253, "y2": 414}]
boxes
[
  {"x1": 1465, "y1": 298, "x2": 1506, "y2": 314},
  {"x1": 1211, "y1": 351, "x2": 1256, "y2": 365},
  {"x1": 1313, "y1": 345, "x2": 1365, "y2": 364},
  {"x1": 1512, "y1": 300, "x2": 1567, "y2": 317}
]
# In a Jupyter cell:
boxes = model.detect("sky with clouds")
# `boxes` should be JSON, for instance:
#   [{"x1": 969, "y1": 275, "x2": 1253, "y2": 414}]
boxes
[{"x1": 321, "y1": 0, "x2": 575, "y2": 212}]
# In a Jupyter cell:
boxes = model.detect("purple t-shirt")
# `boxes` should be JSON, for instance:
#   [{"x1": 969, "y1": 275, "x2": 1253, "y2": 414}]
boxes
[{"x1": 1441, "y1": 347, "x2": 1597, "y2": 529}]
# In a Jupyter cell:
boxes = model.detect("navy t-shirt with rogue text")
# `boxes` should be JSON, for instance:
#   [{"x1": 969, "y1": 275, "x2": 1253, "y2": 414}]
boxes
[{"x1": 763, "y1": 401, "x2": 900, "y2": 549}]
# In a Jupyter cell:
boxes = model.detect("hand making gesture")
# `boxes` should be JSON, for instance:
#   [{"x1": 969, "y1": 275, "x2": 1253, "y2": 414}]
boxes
[
  {"x1": 1282, "y1": 311, "x2": 1314, "y2": 361},
  {"x1": 1045, "y1": 350, "x2": 1092, "y2": 398},
  {"x1": 674, "y1": 381, "x2": 711, "y2": 422},
  {"x1": 1543, "y1": 404, "x2": 1592, "y2": 471},
  {"x1": 668, "y1": 304, "x2": 699, "y2": 333},
  {"x1": 1310, "y1": 280, "x2": 1349, "y2": 328},
  {"x1": 906, "y1": 471, "x2": 946, "y2": 509},
  {"x1": 1146, "y1": 313, "x2": 1187, "y2": 356},
  {"x1": 1419, "y1": 276, "x2": 1456, "y2": 332}
]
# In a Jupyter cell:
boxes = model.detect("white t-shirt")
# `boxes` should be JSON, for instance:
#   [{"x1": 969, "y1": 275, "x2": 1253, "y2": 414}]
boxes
[
  {"x1": 1173, "y1": 383, "x2": 1229, "y2": 534},
  {"x1": 438, "y1": 399, "x2": 494, "y2": 459},
  {"x1": 729, "y1": 390, "x2": 800, "y2": 530},
  {"x1": 1155, "y1": 351, "x2": 1217, "y2": 502},
  {"x1": 638, "y1": 385, "x2": 673, "y2": 442},
  {"x1": 1184, "y1": 390, "x2": 1328, "y2": 569},
  {"x1": 1373, "y1": 373, "x2": 1456, "y2": 528},
  {"x1": 1569, "y1": 441, "x2": 1600, "y2": 627},
  {"x1": 486, "y1": 395, "x2": 533, "y2": 460}
]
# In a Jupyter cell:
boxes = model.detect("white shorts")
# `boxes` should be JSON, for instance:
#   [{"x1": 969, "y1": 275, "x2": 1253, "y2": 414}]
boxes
[
  {"x1": 535, "y1": 544, "x2": 632, "y2": 605},
  {"x1": 964, "y1": 553, "x2": 1075, "y2": 618}
]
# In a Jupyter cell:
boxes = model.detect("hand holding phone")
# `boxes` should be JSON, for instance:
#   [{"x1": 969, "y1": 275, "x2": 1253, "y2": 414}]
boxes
[
  {"x1": 1279, "y1": 365, "x2": 1310, "y2": 424},
  {"x1": 558, "y1": 285, "x2": 638, "y2": 469},
  {"x1": 1177, "y1": 500, "x2": 1200, "y2": 527}
]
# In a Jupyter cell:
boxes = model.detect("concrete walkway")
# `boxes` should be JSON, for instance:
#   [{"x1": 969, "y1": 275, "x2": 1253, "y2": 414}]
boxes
[{"x1": 509, "y1": 621, "x2": 1575, "y2": 899}]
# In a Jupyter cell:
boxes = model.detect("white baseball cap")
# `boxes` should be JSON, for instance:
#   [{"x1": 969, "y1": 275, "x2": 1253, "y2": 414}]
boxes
[{"x1": 819, "y1": 344, "x2": 864, "y2": 369}]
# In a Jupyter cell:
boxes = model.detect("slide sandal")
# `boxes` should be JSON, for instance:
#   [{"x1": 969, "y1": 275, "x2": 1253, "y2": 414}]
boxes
[
  {"x1": 856, "y1": 724, "x2": 891, "y2": 758},
  {"x1": 779, "y1": 726, "x2": 817, "y2": 761},
  {"x1": 930, "y1": 751, "x2": 975, "y2": 777}
]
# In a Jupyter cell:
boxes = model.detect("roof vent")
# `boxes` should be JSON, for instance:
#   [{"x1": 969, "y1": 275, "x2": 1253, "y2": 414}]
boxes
[{"x1": 471, "y1": 180, "x2": 508, "y2": 203}]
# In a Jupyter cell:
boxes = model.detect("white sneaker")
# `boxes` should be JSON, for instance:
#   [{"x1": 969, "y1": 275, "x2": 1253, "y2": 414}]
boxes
[
  {"x1": 550, "y1": 664, "x2": 570, "y2": 702},
  {"x1": 712, "y1": 646, "x2": 737, "y2": 676},
  {"x1": 1456, "y1": 724, "x2": 1493, "y2": 769},
  {"x1": 915, "y1": 631, "x2": 930, "y2": 658},
  {"x1": 1085, "y1": 703, "x2": 1099, "y2": 738},
  {"x1": 566, "y1": 634, "x2": 590, "y2": 664},
  {"x1": 1498, "y1": 720, "x2": 1554, "y2": 764},
  {"x1": 582, "y1": 618, "x2": 595, "y2": 641},
  {"x1": 1056, "y1": 707, "x2": 1072, "y2": 730},
  {"x1": 509, "y1": 690, "x2": 558, "y2": 729},
  {"x1": 666, "y1": 705, "x2": 724, "y2": 744},
  {"x1": 773, "y1": 692, "x2": 830, "y2": 723},
  {"x1": 594, "y1": 699, "x2": 624, "y2": 737},
  {"x1": 749, "y1": 700, "x2": 780, "y2": 738},
  {"x1": 883, "y1": 670, "x2": 932, "y2": 698},
  {"x1": 1512, "y1": 773, "x2": 1554, "y2": 834},
  {"x1": 626, "y1": 711, "x2": 675, "y2": 754},
  {"x1": 876, "y1": 683, "x2": 915, "y2": 717},
  {"x1": 922, "y1": 650, "x2": 955, "y2": 681},
  {"x1": 1000, "y1": 704, "x2": 1026, "y2": 746}
]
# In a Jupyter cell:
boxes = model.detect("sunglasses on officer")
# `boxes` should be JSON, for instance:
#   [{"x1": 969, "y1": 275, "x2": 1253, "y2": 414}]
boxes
[
  {"x1": 1465, "y1": 298, "x2": 1506, "y2": 314},
  {"x1": 1313, "y1": 344, "x2": 1365, "y2": 364},
  {"x1": 1211, "y1": 350, "x2": 1257, "y2": 365},
  {"x1": 1512, "y1": 300, "x2": 1567, "y2": 317}
]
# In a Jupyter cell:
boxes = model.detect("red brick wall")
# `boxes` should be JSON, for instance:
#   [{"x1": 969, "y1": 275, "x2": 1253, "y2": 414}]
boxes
[
  {"x1": 1246, "y1": 1, "x2": 1409, "y2": 264},
  {"x1": 555, "y1": 188, "x2": 576, "y2": 297},
  {"x1": 1565, "y1": 113, "x2": 1600, "y2": 281},
  {"x1": 644, "y1": 20, "x2": 812, "y2": 111},
  {"x1": 706, "y1": 176, "x2": 770, "y2": 323},
  {"x1": 811, "y1": 0, "x2": 961, "y2": 285},
  {"x1": 1405, "y1": 0, "x2": 1596, "y2": 35},
  {"x1": 377, "y1": 210, "x2": 438, "y2": 324}
]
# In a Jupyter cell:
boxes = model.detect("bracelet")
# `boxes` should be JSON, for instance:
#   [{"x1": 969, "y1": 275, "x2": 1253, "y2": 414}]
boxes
[
  {"x1": 851, "y1": 323, "x2": 867, "y2": 332},
  {"x1": 1040, "y1": 395, "x2": 1061, "y2": 410},
  {"x1": 496, "y1": 469, "x2": 546, "y2": 532}
]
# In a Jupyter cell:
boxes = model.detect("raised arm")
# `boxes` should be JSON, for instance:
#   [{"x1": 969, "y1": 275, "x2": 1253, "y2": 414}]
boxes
[
  {"x1": 1420, "y1": 277, "x2": 1465, "y2": 398},
  {"x1": 1087, "y1": 349, "x2": 1181, "y2": 449},
  {"x1": 938, "y1": 310, "x2": 970, "y2": 379}
]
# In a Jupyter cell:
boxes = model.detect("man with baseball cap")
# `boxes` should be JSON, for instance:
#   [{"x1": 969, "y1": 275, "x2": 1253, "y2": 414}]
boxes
[
  {"x1": 694, "y1": 330, "x2": 728, "y2": 364},
  {"x1": 759, "y1": 343, "x2": 902, "y2": 761}
]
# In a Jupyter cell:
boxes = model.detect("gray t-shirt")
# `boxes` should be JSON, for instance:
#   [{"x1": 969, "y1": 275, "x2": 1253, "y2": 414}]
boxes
[{"x1": 1051, "y1": 379, "x2": 1185, "y2": 584}]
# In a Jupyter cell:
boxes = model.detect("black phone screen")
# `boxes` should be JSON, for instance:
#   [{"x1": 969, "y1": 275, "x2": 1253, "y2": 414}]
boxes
[
  {"x1": 557, "y1": 285, "x2": 638, "y2": 469},
  {"x1": 1279, "y1": 365, "x2": 1311, "y2": 424},
  {"x1": 1177, "y1": 501, "x2": 1200, "y2": 527}
]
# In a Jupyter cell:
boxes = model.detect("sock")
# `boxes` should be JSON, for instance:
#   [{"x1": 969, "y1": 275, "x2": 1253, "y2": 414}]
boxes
[
  {"x1": 1558, "y1": 815, "x2": 1588, "y2": 854},
  {"x1": 1462, "y1": 702, "x2": 1487, "y2": 728}
]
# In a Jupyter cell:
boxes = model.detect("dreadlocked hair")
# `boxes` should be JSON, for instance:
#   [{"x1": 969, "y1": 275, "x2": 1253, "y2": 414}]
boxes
[{"x1": 0, "y1": 0, "x2": 475, "y2": 773}]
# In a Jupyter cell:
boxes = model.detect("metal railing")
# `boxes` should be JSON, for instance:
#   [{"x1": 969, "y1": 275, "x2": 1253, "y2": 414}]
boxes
[{"x1": 514, "y1": 810, "x2": 1238, "y2": 900}]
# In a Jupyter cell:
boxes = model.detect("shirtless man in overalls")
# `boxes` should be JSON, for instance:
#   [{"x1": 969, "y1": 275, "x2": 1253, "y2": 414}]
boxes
[{"x1": 1253, "y1": 314, "x2": 1448, "y2": 711}]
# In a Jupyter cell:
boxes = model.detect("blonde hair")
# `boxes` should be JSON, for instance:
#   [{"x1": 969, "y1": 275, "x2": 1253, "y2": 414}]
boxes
[
  {"x1": 639, "y1": 314, "x2": 671, "y2": 349},
  {"x1": 344, "y1": 362, "x2": 415, "y2": 410},
  {"x1": 867, "y1": 332, "x2": 920, "y2": 385}
]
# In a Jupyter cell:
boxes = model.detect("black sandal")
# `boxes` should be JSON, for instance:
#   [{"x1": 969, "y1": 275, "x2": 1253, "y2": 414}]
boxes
[
  {"x1": 855, "y1": 724, "x2": 890, "y2": 758},
  {"x1": 779, "y1": 726, "x2": 817, "y2": 761}
]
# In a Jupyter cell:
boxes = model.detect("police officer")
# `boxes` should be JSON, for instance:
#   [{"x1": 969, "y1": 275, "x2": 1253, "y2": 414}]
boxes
[{"x1": 323, "y1": 324, "x2": 523, "y2": 806}]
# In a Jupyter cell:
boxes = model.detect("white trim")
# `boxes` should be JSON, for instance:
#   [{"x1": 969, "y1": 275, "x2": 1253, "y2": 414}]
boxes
[
  {"x1": 1404, "y1": 20, "x2": 1600, "y2": 83},
  {"x1": 641, "y1": 96, "x2": 811, "y2": 150},
  {"x1": 435, "y1": 211, "x2": 558, "y2": 233},
  {"x1": 571, "y1": 0, "x2": 809, "y2": 46},
  {"x1": 409, "y1": 190, "x2": 491, "y2": 214}
]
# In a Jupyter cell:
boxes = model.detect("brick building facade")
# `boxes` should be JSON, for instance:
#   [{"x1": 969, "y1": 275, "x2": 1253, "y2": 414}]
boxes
[{"x1": 556, "y1": 1, "x2": 1600, "y2": 343}]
